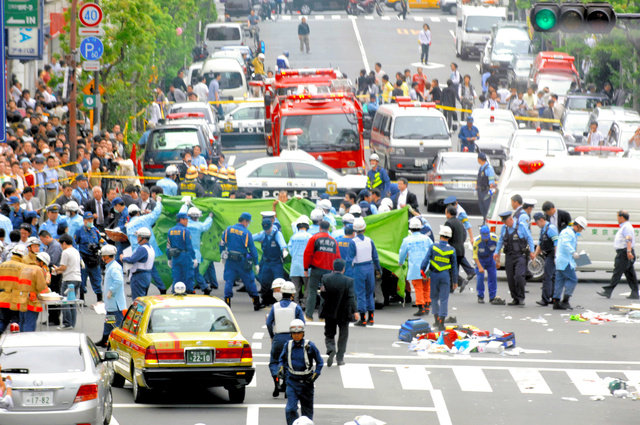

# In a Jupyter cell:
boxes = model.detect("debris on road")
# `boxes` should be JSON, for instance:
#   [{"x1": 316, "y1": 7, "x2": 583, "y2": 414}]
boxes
[{"x1": 565, "y1": 309, "x2": 640, "y2": 324}]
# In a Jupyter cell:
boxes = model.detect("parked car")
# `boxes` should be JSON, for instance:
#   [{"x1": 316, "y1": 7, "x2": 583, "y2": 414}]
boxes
[
  {"x1": 470, "y1": 107, "x2": 518, "y2": 174},
  {"x1": 424, "y1": 151, "x2": 482, "y2": 211},
  {"x1": 587, "y1": 106, "x2": 640, "y2": 137},
  {"x1": 507, "y1": 128, "x2": 568, "y2": 159},
  {"x1": 480, "y1": 23, "x2": 533, "y2": 82},
  {"x1": 563, "y1": 93, "x2": 610, "y2": 111},
  {"x1": 204, "y1": 23, "x2": 246, "y2": 53},
  {"x1": 561, "y1": 109, "x2": 590, "y2": 151},
  {"x1": 168, "y1": 101, "x2": 222, "y2": 145},
  {"x1": 225, "y1": 0, "x2": 252, "y2": 16}
]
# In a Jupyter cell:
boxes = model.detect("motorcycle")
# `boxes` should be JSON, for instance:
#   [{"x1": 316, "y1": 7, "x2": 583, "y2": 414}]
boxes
[{"x1": 346, "y1": 0, "x2": 383, "y2": 16}]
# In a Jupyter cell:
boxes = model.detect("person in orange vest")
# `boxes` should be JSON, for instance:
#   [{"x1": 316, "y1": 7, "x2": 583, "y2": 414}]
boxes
[
  {"x1": 0, "y1": 246, "x2": 28, "y2": 332},
  {"x1": 15, "y1": 252, "x2": 49, "y2": 332}
]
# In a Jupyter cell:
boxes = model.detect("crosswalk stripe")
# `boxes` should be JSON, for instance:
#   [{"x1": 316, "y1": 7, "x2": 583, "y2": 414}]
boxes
[
  {"x1": 396, "y1": 366, "x2": 432, "y2": 390},
  {"x1": 625, "y1": 371, "x2": 640, "y2": 384},
  {"x1": 248, "y1": 373, "x2": 257, "y2": 387},
  {"x1": 340, "y1": 364, "x2": 374, "y2": 389},
  {"x1": 365, "y1": 15, "x2": 374, "y2": 20},
  {"x1": 452, "y1": 366, "x2": 492, "y2": 392},
  {"x1": 332, "y1": 14, "x2": 341, "y2": 19},
  {"x1": 413, "y1": 16, "x2": 424, "y2": 22},
  {"x1": 509, "y1": 368, "x2": 552, "y2": 394},
  {"x1": 315, "y1": 15, "x2": 325, "y2": 20},
  {"x1": 381, "y1": 16, "x2": 390, "y2": 20},
  {"x1": 566, "y1": 370, "x2": 610, "y2": 396},
  {"x1": 282, "y1": 15, "x2": 291, "y2": 20},
  {"x1": 430, "y1": 16, "x2": 441, "y2": 22},
  {"x1": 446, "y1": 16, "x2": 456, "y2": 23}
]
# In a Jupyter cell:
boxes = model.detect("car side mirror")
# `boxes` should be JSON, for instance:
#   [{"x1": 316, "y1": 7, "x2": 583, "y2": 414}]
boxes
[{"x1": 102, "y1": 351, "x2": 119, "y2": 362}]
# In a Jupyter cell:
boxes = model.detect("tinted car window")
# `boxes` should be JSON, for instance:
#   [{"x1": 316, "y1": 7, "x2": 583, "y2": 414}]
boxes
[
  {"x1": 393, "y1": 116, "x2": 449, "y2": 139},
  {"x1": 249, "y1": 162, "x2": 289, "y2": 178},
  {"x1": 206, "y1": 27, "x2": 241, "y2": 41},
  {"x1": 291, "y1": 163, "x2": 328, "y2": 179},
  {"x1": 0, "y1": 346, "x2": 85, "y2": 373},
  {"x1": 150, "y1": 128, "x2": 201, "y2": 151},
  {"x1": 465, "y1": 16, "x2": 504, "y2": 33},
  {"x1": 148, "y1": 307, "x2": 237, "y2": 333}
]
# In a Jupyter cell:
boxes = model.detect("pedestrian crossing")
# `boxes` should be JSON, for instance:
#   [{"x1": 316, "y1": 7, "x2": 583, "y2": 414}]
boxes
[
  {"x1": 248, "y1": 362, "x2": 639, "y2": 397},
  {"x1": 278, "y1": 14, "x2": 456, "y2": 23}
]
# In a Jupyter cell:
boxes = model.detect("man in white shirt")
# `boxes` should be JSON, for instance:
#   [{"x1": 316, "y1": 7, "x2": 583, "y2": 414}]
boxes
[
  {"x1": 597, "y1": 210, "x2": 639, "y2": 299},
  {"x1": 54, "y1": 234, "x2": 82, "y2": 330},
  {"x1": 193, "y1": 76, "x2": 209, "y2": 102},
  {"x1": 586, "y1": 122, "x2": 605, "y2": 146},
  {"x1": 418, "y1": 24, "x2": 431, "y2": 64}
]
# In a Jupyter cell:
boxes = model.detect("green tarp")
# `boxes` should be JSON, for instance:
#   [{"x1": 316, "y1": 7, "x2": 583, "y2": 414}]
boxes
[{"x1": 153, "y1": 197, "x2": 409, "y2": 294}]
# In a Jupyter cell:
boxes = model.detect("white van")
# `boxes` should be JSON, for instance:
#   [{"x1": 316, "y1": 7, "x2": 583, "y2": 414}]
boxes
[
  {"x1": 201, "y1": 57, "x2": 248, "y2": 101},
  {"x1": 204, "y1": 23, "x2": 245, "y2": 52},
  {"x1": 486, "y1": 156, "x2": 640, "y2": 273},
  {"x1": 369, "y1": 103, "x2": 453, "y2": 178},
  {"x1": 455, "y1": 5, "x2": 507, "y2": 59}
]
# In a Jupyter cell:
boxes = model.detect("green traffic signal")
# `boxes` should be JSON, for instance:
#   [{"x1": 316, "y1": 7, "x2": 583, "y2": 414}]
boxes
[{"x1": 534, "y1": 8, "x2": 557, "y2": 31}]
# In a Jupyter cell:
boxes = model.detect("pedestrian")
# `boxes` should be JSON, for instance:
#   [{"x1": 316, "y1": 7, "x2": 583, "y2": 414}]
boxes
[
  {"x1": 54, "y1": 234, "x2": 82, "y2": 330},
  {"x1": 420, "y1": 225, "x2": 458, "y2": 331},
  {"x1": 193, "y1": 76, "x2": 209, "y2": 102},
  {"x1": 167, "y1": 212, "x2": 196, "y2": 293},
  {"x1": 476, "y1": 152, "x2": 496, "y2": 224},
  {"x1": 276, "y1": 51, "x2": 291, "y2": 71},
  {"x1": 450, "y1": 63, "x2": 461, "y2": 93},
  {"x1": 254, "y1": 217, "x2": 288, "y2": 307},
  {"x1": 554, "y1": 216, "x2": 588, "y2": 310},
  {"x1": 381, "y1": 75, "x2": 393, "y2": 103},
  {"x1": 207, "y1": 73, "x2": 223, "y2": 117},
  {"x1": 429, "y1": 79, "x2": 442, "y2": 104},
  {"x1": 352, "y1": 217, "x2": 381, "y2": 326},
  {"x1": 96, "y1": 245, "x2": 126, "y2": 347},
  {"x1": 586, "y1": 121, "x2": 605, "y2": 147},
  {"x1": 441, "y1": 79, "x2": 458, "y2": 128},
  {"x1": 278, "y1": 319, "x2": 323, "y2": 425},
  {"x1": 540, "y1": 99, "x2": 556, "y2": 131},
  {"x1": 494, "y1": 211, "x2": 535, "y2": 306},
  {"x1": 366, "y1": 153, "x2": 391, "y2": 201},
  {"x1": 473, "y1": 225, "x2": 504, "y2": 304},
  {"x1": 288, "y1": 215, "x2": 313, "y2": 304},
  {"x1": 298, "y1": 17, "x2": 310, "y2": 54},
  {"x1": 75, "y1": 212, "x2": 104, "y2": 303},
  {"x1": 399, "y1": 217, "x2": 434, "y2": 316},
  {"x1": 320, "y1": 259, "x2": 357, "y2": 367},
  {"x1": 397, "y1": 0, "x2": 408, "y2": 19},
  {"x1": 172, "y1": 69, "x2": 188, "y2": 93},
  {"x1": 266, "y1": 281, "x2": 305, "y2": 397},
  {"x1": 532, "y1": 212, "x2": 559, "y2": 306},
  {"x1": 458, "y1": 75, "x2": 476, "y2": 121},
  {"x1": 418, "y1": 24, "x2": 431, "y2": 64},
  {"x1": 122, "y1": 228, "x2": 155, "y2": 300},
  {"x1": 444, "y1": 205, "x2": 471, "y2": 288},
  {"x1": 597, "y1": 210, "x2": 639, "y2": 300},
  {"x1": 303, "y1": 220, "x2": 340, "y2": 320},
  {"x1": 14, "y1": 252, "x2": 48, "y2": 332},
  {"x1": 220, "y1": 212, "x2": 262, "y2": 310}
]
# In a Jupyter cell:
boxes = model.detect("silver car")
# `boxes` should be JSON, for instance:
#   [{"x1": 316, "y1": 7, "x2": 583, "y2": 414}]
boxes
[
  {"x1": 0, "y1": 332, "x2": 118, "y2": 425},
  {"x1": 424, "y1": 151, "x2": 481, "y2": 212}
]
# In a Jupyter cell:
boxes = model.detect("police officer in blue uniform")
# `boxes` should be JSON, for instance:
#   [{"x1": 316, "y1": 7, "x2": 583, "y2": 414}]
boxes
[
  {"x1": 167, "y1": 212, "x2": 196, "y2": 293},
  {"x1": 266, "y1": 281, "x2": 305, "y2": 398},
  {"x1": 366, "y1": 153, "x2": 391, "y2": 197},
  {"x1": 336, "y1": 226, "x2": 357, "y2": 280},
  {"x1": 157, "y1": 165, "x2": 179, "y2": 197},
  {"x1": 126, "y1": 198, "x2": 165, "y2": 293},
  {"x1": 278, "y1": 319, "x2": 323, "y2": 425},
  {"x1": 122, "y1": 227, "x2": 156, "y2": 300},
  {"x1": 254, "y1": 217, "x2": 288, "y2": 307},
  {"x1": 473, "y1": 225, "x2": 503, "y2": 304},
  {"x1": 8, "y1": 197, "x2": 25, "y2": 229},
  {"x1": 533, "y1": 212, "x2": 559, "y2": 306},
  {"x1": 182, "y1": 206, "x2": 215, "y2": 294},
  {"x1": 420, "y1": 225, "x2": 458, "y2": 331},
  {"x1": 220, "y1": 212, "x2": 261, "y2": 310},
  {"x1": 494, "y1": 211, "x2": 535, "y2": 306},
  {"x1": 40, "y1": 205, "x2": 67, "y2": 240},
  {"x1": 75, "y1": 212, "x2": 105, "y2": 302},
  {"x1": 476, "y1": 152, "x2": 496, "y2": 224},
  {"x1": 352, "y1": 217, "x2": 381, "y2": 327}
]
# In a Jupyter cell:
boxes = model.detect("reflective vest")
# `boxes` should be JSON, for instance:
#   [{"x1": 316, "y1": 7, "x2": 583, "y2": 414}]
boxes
[
  {"x1": 273, "y1": 301, "x2": 297, "y2": 334},
  {"x1": 286, "y1": 339, "x2": 314, "y2": 376},
  {"x1": 430, "y1": 244, "x2": 455, "y2": 272},
  {"x1": 130, "y1": 244, "x2": 155, "y2": 274},
  {"x1": 262, "y1": 230, "x2": 282, "y2": 263},
  {"x1": 367, "y1": 171, "x2": 383, "y2": 190},
  {"x1": 540, "y1": 223, "x2": 555, "y2": 255},
  {"x1": 180, "y1": 179, "x2": 198, "y2": 197},
  {"x1": 353, "y1": 235, "x2": 373, "y2": 264},
  {"x1": 477, "y1": 163, "x2": 490, "y2": 192},
  {"x1": 504, "y1": 227, "x2": 528, "y2": 255}
]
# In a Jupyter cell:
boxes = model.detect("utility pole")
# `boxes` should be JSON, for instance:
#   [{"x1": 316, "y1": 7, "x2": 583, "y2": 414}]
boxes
[
  {"x1": 93, "y1": 0, "x2": 101, "y2": 136},
  {"x1": 68, "y1": 0, "x2": 79, "y2": 162}
]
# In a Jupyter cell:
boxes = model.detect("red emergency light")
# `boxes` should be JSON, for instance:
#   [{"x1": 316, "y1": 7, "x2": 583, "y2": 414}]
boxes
[
  {"x1": 518, "y1": 160, "x2": 545, "y2": 174},
  {"x1": 284, "y1": 128, "x2": 303, "y2": 136},
  {"x1": 278, "y1": 68, "x2": 338, "y2": 78},
  {"x1": 397, "y1": 101, "x2": 437, "y2": 108},
  {"x1": 490, "y1": 116, "x2": 495, "y2": 123},
  {"x1": 573, "y1": 145, "x2": 623, "y2": 153},
  {"x1": 166, "y1": 112, "x2": 205, "y2": 120},
  {"x1": 249, "y1": 80, "x2": 264, "y2": 87}
]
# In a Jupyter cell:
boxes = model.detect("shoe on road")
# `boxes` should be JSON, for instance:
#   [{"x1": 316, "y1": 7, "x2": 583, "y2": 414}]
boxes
[
  {"x1": 477, "y1": 297, "x2": 485, "y2": 304},
  {"x1": 57, "y1": 325, "x2": 73, "y2": 330},
  {"x1": 596, "y1": 291, "x2": 611, "y2": 299},
  {"x1": 490, "y1": 297, "x2": 506, "y2": 305},
  {"x1": 536, "y1": 299, "x2": 549, "y2": 306},
  {"x1": 327, "y1": 351, "x2": 335, "y2": 367}
]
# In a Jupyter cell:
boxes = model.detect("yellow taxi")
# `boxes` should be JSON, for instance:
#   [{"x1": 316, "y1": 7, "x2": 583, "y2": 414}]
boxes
[
  {"x1": 386, "y1": 0, "x2": 439, "y2": 11},
  {"x1": 108, "y1": 284, "x2": 254, "y2": 403}
]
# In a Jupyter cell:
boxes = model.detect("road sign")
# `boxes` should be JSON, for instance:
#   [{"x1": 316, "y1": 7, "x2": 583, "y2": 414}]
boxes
[
  {"x1": 1, "y1": 6, "x2": 6, "y2": 144},
  {"x1": 83, "y1": 95, "x2": 96, "y2": 108},
  {"x1": 80, "y1": 36, "x2": 104, "y2": 61},
  {"x1": 78, "y1": 3, "x2": 103, "y2": 27},
  {"x1": 79, "y1": 27, "x2": 105, "y2": 36},
  {"x1": 4, "y1": 0, "x2": 38, "y2": 27},
  {"x1": 82, "y1": 60, "x2": 101, "y2": 71},
  {"x1": 7, "y1": 27, "x2": 42, "y2": 59},
  {"x1": 83, "y1": 80, "x2": 106, "y2": 96}
]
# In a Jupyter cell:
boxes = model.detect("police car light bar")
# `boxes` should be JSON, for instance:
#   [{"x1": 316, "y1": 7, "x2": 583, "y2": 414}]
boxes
[
  {"x1": 284, "y1": 128, "x2": 303, "y2": 136},
  {"x1": 397, "y1": 101, "x2": 437, "y2": 108},
  {"x1": 166, "y1": 112, "x2": 205, "y2": 120},
  {"x1": 573, "y1": 145, "x2": 623, "y2": 153},
  {"x1": 518, "y1": 160, "x2": 545, "y2": 174},
  {"x1": 279, "y1": 68, "x2": 337, "y2": 77},
  {"x1": 286, "y1": 93, "x2": 352, "y2": 101}
]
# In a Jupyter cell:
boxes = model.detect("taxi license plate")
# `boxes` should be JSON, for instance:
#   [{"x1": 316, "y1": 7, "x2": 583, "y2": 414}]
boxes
[
  {"x1": 455, "y1": 181, "x2": 475, "y2": 189},
  {"x1": 23, "y1": 391, "x2": 54, "y2": 407},
  {"x1": 415, "y1": 159, "x2": 431, "y2": 167},
  {"x1": 186, "y1": 349, "x2": 213, "y2": 364}
]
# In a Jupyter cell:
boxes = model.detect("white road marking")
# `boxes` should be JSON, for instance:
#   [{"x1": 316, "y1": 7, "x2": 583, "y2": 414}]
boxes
[
  {"x1": 252, "y1": 332, "x2": 264, "y2": 340},
  {"x1": 248, "y1": 373, "x2": 257, "y2": 387},
  {"x1": 114, "y1": 403, "x2": 436, "y2": 412},
  {"x1": 315, "y1": 15, "x2": 325, "y2": 20},
  {"x1": 111, "y1": 417, "x2": 120, "y2": 425},
  {"x1": 413, "y1": 16, "x2": 424, "y2": 22},
  {"x1": 305, "y1": 321, "x2": 400, "y2": 330},
  {"x1": 246, "y1": 405, "x2": 260, "y2": 425},
  {"x1": 228, "y1": 155, "x2": 236, "y2": 166},
  {"x1": 452, "y1": 366, "x2": 492, "y2": 392},
  {"x1": 364, "y1": 15, "x2": 374, "y2": 20},
  {"x1": 431, "y1": 389, "x2": 453, "y2": 425},
  {"x1": 381, "y1": 16, "x2": 390, "y2": 20},
  {"x1": 566, "y1": 370, "x2": 610, "y2": 396},
  {"x1": 410, "y1": 61, "x2": 445, "y2": 70},
  {"x1": 340, "y1": 364, "x2": 374, "y2": 389},
  {"x1": 430, "y1": 16, "x2": 440, "y2": 22},
  {"x1": 332, "y1": 14, "x2": 341, "y2": 19},
  {"x1": 282, "y1": 15, "x2": 291, "y2": 20},
  {"x1": 475, "y1": 64, "x2": 480, "y2": 72},
  {"x1": 396, "y1": 365, "x2": 432, "y2": 390},
  {"x1": 351, "y1": 18, "x2": 371, "y2": 73},
  {"x1": 509, "y1": 367, "x2": 552, "y2": 394},
  {"x1": 625, "y1": 371, "x2": 640, "y2": 385},
  {"x1": 447, "y1": 16, "x2": 456, "y2": 23},
  {"x1": 449, "y1": 29, "x2": 455, "y2": 40},
  {"x1": 252, "y1": 342, "x2": 262, "y2": 350}
]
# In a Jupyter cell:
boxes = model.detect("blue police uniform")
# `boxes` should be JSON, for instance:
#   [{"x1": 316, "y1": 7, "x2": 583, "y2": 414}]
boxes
[
  {"x1": 336, "y1": 236, "x2": 357, "y2": 279},
  {"x1": 419, "y1": 216, "x2": 435, "y2": 241},
  {"x1": 254, "y1": 226, "x2": 287, "y2": 303},
  {"x1": 473, "y1": 232, "x2": 498, "y2": 300},
  {"x1": 187, "y1": 214, "x2": 215, "y2": 291},
  {"x1": 40, "y1": 216, "x2": 67, "y2": 240},
  {"x1": 555, "y1": 226, "x2": 579, "y2": 301},
  {"x1": 496, "y1": 218, "x2": 535, "y2": 305},
  {"x1": 9, "y1": 208, "x2": 25, "y2": 229},
  {"x1": 123, "y1": 242, "x2": 155, "y2": 300},
  {"x1": 157, "y1": 178, "x2": 178, "y2": 196},
  {"x1": 308, "y1": 223, "x2": 320, "y2": 235},
  {"x1": 278, "y1": 338, "x2": 323, "y2": 425},
  {"x1": 220, "y1": 222, "x2": 260, "y2": 300},
  {"x1": 266, "y1": 299, "x2": 305, "y2": 377},
  {"x1": 420, "y1": 240, "x2": 458, "y2": 319},
  {"x1": 288, "y1": 230, "x2": 312, "y2": 278},
  {"x1": 75, "y1": 224, "x2": 104, "y2": 300},
  {"x1": 458, "y1": 124, "x2": 479, "y2": 152},
  {"x1": 66, "y1": 213, "x2": 84, "y2": 238},
  {"x1": 72, "y1": 187, "x2": 92, "y2": 205},
  {"x1": 0, "y1": 215, "x2": 12, "y2": 241},
  {"x1": 102, "y1": 259, "x2": 127, "y2": 341},
  {"x1": 477, "y1": 161, "x2": 496, "y2": 221},
  {"x1": 127, "y1": 202, "x2": 165, "y2": 291},
  {"x1": 366, "y1": 166, "x2": 391, "y2": 197},
  {"x1": 167, "y1": 221, "x2": 196, "y2": 291},
  {"x1": 538, "y1": 221, "x2": 559, "y2": 304},
  {"x1": 353, "y1": 233, "x2": 381, "y2": 316}
]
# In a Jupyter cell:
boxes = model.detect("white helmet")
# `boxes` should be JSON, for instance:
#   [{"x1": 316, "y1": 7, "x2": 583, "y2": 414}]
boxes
[
  {"x1": 290, "y1": 319, "x2": 305, "y2": 333},
  {"x1": 349, "y1": 204, "x2": 362, "y2": 215},
  {"x1": 26, "y1": 237, "x2": 41, "y2": 247},
  {"x1": 187, "y1": 207, "x2": 202, "y2": 218},
  {"x1": 409, "y1": 217, "x2": 423, "y2": 230},
  {"x1": 574, "y1": 216, "x2": 588, "y2": 229},
  {"x1": 166, "y1": 165, "x2": 179, "y2": 176},
  {"x1": 271, "y1": 278, "x2": 286, "y2": 290},
  {"x1": 173, "y1": 282, "x2": 187, "y2": 294},
  {"x1": 135, "y1": 227, "x2": 152, "y2": 239},
  {"x1": 369, "y1": 153, "x2": 380, "y2": 162},
  {"x1": 128, "y1": 204, "x2": 140, "y2": 214},
  {"x1": 342, "y1": 213, "x2": 355, "y2": 224},
  {"x1": 296, "y1": 215, "x2": 310, "y2": 225},
  {"x1": 281, "y1": 281, "x2": 296, "y2": 294},
  {"x1": 310, "y1": 208, "x2": 324, "y2": 222},
  {"x1": 381, "y1": 198, "x2": 393, "y2": 209},
  {"x1": 292, "y1": 417, "x2": 314, "y2": 425},
  {"x1": 100, "y1": 244, "x2": 118, "y2": 256},
  {"x1": 64, "y1": 201, "x2": 79, "y2": 212},
  {"x1": 353, "y1": 217, "x2": 366, "y2": 232},
  {"x1": 378, "y1": 204, "x2": 391, "y2": 213},
  {"x1": 439, "y1": 225, "x2": 452, "y2": 238},
  {"x1": 318, "y1": 199, "x2": 332, "y2": 210},
  {"x1": 36, "y1": 252, "x2": 50, "y2": 266},
  {"x1": 11, "y1": 245, "x2": 28, "y2": 257}
]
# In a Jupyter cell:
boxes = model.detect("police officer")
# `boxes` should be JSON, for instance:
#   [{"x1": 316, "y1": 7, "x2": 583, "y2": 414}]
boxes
[
  {"x1": 399, "y1": 217, "x2": 434, "y2": 316},
  {"x1": 179, "y1": 166, "x2": 205, "y2": 198},
  {"x1": 352, "y1": 217, "x2": 381, "y2": 327},
  {"x1": 96, "y1": 244, "x2": 126, "y2": 347},
  {"x1": 40, "y1": 205, "x2": 67, "y2": 240},
  {"x1": 331, "y1": 213, "x2": 354, "y2": 239},
  {"x1": 308, "y1": 209, "x2": 324, "y2": 235},
  {"x1": 533, "y1": 212, "x2": 559, "y2": 306},
  {"x1": 64, "y1": 201, "x2": 84, "y2": 238},
  {"x1": 183, "y1": 206, "x2": 214, "y2": 294},
  {"x1": 167, "y1": 212, "x2": 196, "y2": 292},
  {"x1": 288, "y1": 216, "x2": 312, "y2": 304},
  {"x1": 317, "y1": 199, "x2": 337, "y2": 229},
  {"x1": 122, "y1": 228, "x2": 155, "y2": 300},
  {"x1": 158, "y1": 165, "x2": 179, "y2": 196},
  {"x1": 336, "y1": 225, "x2": 356, "y2": 280},
  {"x1": 8, "y1": 196, "x2": 25, "y2": 229},
  {"x1": 218, "y1": 167, "x2": 231, "y2": 198},
  {"x1": 494, "y1": 211, "x2": 535, "y2": 306},
  {"x1": 366, "y1": 154, "x2": 390, "y2": 197},
  {"x1": 266, "y1": 281, "x2": 305, "y2": 397},
  {"x1": 24, "y1": 211, "x2": 39, "y2": 237},
  {"x1": 278, "y1": 319, "x2": 323, "y2": 425},
  {"x1": 261, "y1": 210, "x2": 282, "y2": 232},
  {"x1": 75, "y1": 212, "x2": 104, "y2": 302},
  {"x1": 473, "y1": 225, "x2": 503, "y2": 304},
  {"x1": 220, "y1": 212, "x2": 261, "y2": 310},
  {"x1": 420, "y1": 225, "x2": 458, "y2": 331},
  {"x1": 554, "y1": 216, "x2": 587, "y2": 310},
  {"x1": 110, "y1": 197, "x2": 129, "y2": 230},
  {"x1": 255, "y1": 217, "x2": 288, "y2": 306},
  {"x1": 476, "y1": 152, "x2": 496, "y2": 224}
]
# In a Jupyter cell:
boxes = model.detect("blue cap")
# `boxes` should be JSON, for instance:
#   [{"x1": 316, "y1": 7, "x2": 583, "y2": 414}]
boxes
[
  {"x1": 112, "y1": 197, "x2": 124, "y2": 205},
  {"x1": 480, "y1": 225, "x2": 490, "y2": 234},
  {"x1": 533, "y1": 212, "x2": 545, "y2": 221},
  {"x1": 467, "y1": 116, "x2": 474, "y2": 122},
  {"x1": 176, "y1": 212, "x2": 188, "y2": 220},
  {"x1": 319, "y1": 193, "x2": 330, "y2": 200},
  {"x1": 359, "y1": 200, "x2": 369, "y2": 209},
  {"x1": 8, "y1": 196, "x2": 20, "y2": 204},
  {"x1": 262, "y1": 217, "x2": 273, "y2": 230},
  {"x1": 83, "y1": 211, "x2": 94, "y2": 220},
  {"x1": 478, "y1": 152, "x2": 487, "y2": 161},
  {"x1": 358, "y1": 189, "x2": 371, "y2": 198},
  {"x1": 444, "y1": 196, "x2": 457, "y2": 205},
  {"x1": 47, "y1": 204, "x2": 60, "y2": 213},
  {"x1": 498, "y1": 211, "x2": 512, "y2": 219},
  {"x1": 240, "y1": 212, "x2": 252, "y2": 222},
  {"x1": 25, "y1": 211, "x2": 38, "y2": 219}
]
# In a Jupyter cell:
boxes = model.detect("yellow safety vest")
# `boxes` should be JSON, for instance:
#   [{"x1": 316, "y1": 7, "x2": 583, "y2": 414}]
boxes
[{"x1": 430, "y1": 245, "x2": 454, "y2": 272}]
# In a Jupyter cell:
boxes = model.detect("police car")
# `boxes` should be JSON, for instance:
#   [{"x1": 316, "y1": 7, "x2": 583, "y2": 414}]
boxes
[
  {"x1": 221, "y1": 102, "x2": 265, "y2": 146},
  {"x1": 471, "y1": 108, "x2": 519, "y2": 174},
  {"x1": 235, "y1": 149, "x2": 367, "y2": 202}
]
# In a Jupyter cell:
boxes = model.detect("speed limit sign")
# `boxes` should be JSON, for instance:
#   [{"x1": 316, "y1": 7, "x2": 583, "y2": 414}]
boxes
[{"x1": 79, "y1": 3, "x2": 103, "y2": 27}]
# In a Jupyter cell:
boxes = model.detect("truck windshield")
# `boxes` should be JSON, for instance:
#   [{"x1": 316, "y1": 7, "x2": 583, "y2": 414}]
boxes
[
  {"x1": 494, "y1": 29, "x2": 530, "y2": 54},
  {"x1": 150, "y1": 128, "x2": 201, "y2": 151},
  {"x1": 393, "y1": 116, "x2": 449, "y2": 139},
  {"x1": 206, "y1": 27, "x2": 241, "y2": 41},
  {"x1": 281, "y1": 114, "x2": 360, "y2": 152},
  {"x1": 465, "y1": 16, "x2": 504, "y2": 33}
]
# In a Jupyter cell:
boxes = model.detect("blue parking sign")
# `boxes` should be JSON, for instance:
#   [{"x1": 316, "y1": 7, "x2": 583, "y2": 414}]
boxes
[{"x1": 80, "y1": 36, "x2": 104, "y2": 61}]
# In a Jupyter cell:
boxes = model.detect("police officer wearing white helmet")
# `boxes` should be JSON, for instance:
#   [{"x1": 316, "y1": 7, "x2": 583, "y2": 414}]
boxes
[
  {"x1": 64, "y1": 201, "x2": 84, "y2": 238},
  {"x1": 348, "y1": 204, "x2": 362, "y2": 218},
  {"x1": 553, "y1": 216, "x2": 588, "y2": 310},
  {"x1": 317, "y1": 199, "x2": 337, "y2": 229},
  {"x1": 331, "y1": 213, "x2": 354, "y2": 239},
  {"x1": 366, "y1": 153, "x2": 391, "y2": 197},
  {"x1": 288, "y1": 216, "x2": 313, "y2": 303},
  {"x1": 182, "y1": 205, "x2": 215, "y2": 294},
  {"x1": 266, "y1": 280, "x2": 305, "y2": 398},
  {"x1": 308, "y1": 209, "x2": 324, "y2": 235},
  {"x1": 352, "y1": 217, "x2": 381, "y2": 327},
  {"x1": 121, "y1": 227, "x2": 155, "y2": 300},
  {"x1": 278, "y1": 319, "x2": 323, "y2": 425},
  {"x1": 157, "y1": 165, "x2": 179, "y2": 196},
  {"x1": 96, "y1": 244, "x2": 126, "y2": 347}
]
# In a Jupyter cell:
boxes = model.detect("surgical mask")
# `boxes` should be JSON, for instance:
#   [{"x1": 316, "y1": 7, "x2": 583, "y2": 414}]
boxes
[
  {"x1": 273, "y1": 292, "x2": 283, "y2": 302},
  {"x1": 86, "y1": 222, "x2": 94, "y2": 229},
  {"x1": 339, "y1": 207, "x2": 345, "y2": 215}
]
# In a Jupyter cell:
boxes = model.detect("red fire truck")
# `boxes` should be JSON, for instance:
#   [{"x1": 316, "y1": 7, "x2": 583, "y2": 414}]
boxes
[{"x1": 263, "y1": 69, "x2": 366, "y2": 174}]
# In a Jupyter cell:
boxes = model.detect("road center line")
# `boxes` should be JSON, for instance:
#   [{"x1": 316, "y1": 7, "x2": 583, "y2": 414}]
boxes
[{"x1": 351, "y1": 18, "x2": 370, "y2": 73}]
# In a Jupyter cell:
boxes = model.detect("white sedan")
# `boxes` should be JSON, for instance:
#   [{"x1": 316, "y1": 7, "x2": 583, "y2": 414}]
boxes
[
  {"x1": 507, "y1": 128, "x2": 568, "y2": 160},
  {"x1": 235, "y1": 149, "x2": 367, "y2": 202}
]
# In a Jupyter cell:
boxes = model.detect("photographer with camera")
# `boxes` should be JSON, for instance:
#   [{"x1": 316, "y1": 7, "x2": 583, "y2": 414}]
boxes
[{"x1": 74, "y1": 212, "x2": 105, "y2": 304}]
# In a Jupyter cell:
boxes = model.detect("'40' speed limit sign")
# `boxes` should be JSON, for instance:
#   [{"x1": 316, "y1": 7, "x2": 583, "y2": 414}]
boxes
[{"x1": 79, "y1": 3, "x2": 103, "y2": 27}]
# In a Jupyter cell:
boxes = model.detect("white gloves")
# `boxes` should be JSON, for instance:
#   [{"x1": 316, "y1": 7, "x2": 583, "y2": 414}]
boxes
[
  {"x1": 255, "y1": 265, "x2": 260, "y2": 274},
  {"x1": 168, "y1": 260, "x2": 172, "y2": 267},
  {"x1": 282, "y1": 249, "x2": 289, "y2": 259},
  {"x1": 193, "y1": 259, "x2": 198, "y2": 268},
  {"x1": 157, "y1": 196, "x2": 162, "y2": 203},
  {"x1": 181, "y1": 196, "x2": 192, "y2": 205},
  {"x1": 572, "y1": 252, "x2": 580, "y2": 259}
]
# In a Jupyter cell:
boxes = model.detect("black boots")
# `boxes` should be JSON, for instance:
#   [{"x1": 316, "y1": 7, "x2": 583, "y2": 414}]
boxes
[
  {"x1": 224, "y1": 297, "x2": 231, "y2": 306},
  {"x1": 413, "y1": 305, "x2": 426, "y2": 316},
  {"x1": 367, "y1": 311, "x2": 374, "y2": 325},
  {"x1": 355, "y1": 311, "x2": 367, "y2": 327},
  {"x1": 561, "y1": 295, "x2": 573, "y2": 310},
  {"x1": 552, "y1": 298, "x2": 565, "y2": 310},
  {"x1": 252, "y1": 296, "x2": 262, "y2": 311},
  {"x1": 433, "y1": 316, "x2": 445, "y2": 331},
  {"x1": 272, "y1": 376, "x2": 280, "y2": 397}
]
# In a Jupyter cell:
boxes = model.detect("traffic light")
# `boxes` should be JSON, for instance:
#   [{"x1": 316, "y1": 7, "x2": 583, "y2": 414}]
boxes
[{"x1": 530, "y1": 2, "x2": 616, "y2": 33}]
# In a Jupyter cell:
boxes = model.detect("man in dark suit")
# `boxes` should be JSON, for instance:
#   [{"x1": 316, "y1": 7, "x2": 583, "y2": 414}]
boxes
[
  {"x1": 542, "y1": 201, "x2": 571, "y2": 232},
  {"x1": 320, "y1": 259, "x2": 357, "y2": 367},
  {"x1": 392, "y1": 177, "x2": 420, "y2": 212},
  {"x1": 83, "y1": 186, "x2": 111, "y2": 231},
  {"x1": 445, "y1": 205, "x2": 469, "y2": 289}
]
